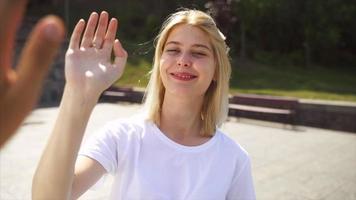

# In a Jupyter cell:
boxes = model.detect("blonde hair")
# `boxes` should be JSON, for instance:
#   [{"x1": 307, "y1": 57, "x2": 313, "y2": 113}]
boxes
[{"x1": 143, "y1": 9, "x2": 231, "y2": 136}]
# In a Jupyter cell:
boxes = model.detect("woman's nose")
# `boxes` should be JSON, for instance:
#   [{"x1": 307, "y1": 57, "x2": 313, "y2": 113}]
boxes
[{"x1": 177, "y1": 53, "x2": 191, "y2": 67}]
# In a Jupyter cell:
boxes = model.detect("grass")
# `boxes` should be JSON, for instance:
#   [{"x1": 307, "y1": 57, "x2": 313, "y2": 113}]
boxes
[
  {"x1": 231, "y1": 61, "x2": 356, "y2": 102},
  {"x1": 116, "y1": 59, "x2": 152, "y2": 88},
  {"x1": 115, "y1": 58, "x2": 356, "y2": 102}
]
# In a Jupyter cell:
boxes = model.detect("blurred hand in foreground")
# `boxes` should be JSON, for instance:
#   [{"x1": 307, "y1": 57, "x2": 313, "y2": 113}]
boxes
[{"x1": 0, "y1": 0, "x2": 65, "y2": 147}]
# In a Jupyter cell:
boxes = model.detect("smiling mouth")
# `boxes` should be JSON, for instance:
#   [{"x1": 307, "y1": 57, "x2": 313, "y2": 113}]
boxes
[{"x1": 170, "y1": 73, "x2": 197, "y2": 81}]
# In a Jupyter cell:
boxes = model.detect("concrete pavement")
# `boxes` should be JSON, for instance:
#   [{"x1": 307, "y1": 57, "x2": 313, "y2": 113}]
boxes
[{"x1": 1, "y1": 103, "x2": 355, "y2": 199}]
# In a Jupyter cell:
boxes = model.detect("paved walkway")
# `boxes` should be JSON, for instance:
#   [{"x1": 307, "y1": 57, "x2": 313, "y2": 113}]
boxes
[{"x1": 1, "y1": 103, "x2": 355, "y2": 200}]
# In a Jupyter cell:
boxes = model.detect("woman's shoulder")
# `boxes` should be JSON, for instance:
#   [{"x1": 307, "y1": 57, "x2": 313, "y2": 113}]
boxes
[
  {"x1": 100, "y1": 114, "x2": 149, "y2": 137},
  {"x1": 107, "y1": 114, "x2": 146, "y2": 127},
  {"x1": 215, "y1": 129, "x2": 250, "y2": 160}
]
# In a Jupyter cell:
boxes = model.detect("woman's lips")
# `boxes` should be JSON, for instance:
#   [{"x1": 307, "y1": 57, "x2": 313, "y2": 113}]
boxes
[{"x1": 170, "y1": 72, "x2": 197, "y2": 81}]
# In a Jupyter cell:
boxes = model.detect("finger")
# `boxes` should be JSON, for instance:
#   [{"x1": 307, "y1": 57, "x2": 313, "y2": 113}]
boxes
[
  {"x1": 0, "y1": 15, "x2": 65, "y2": 146},
  {"x1": 0, "y1": 0, "x2": 27, "y2": 78},
  {"x1": 114, "y1": 39, "x2": 128, "y2": 58},
  {"x1": 92, "y1": 11, "x2": 109, "y2": 49},
  {"x1": 81, "y1": 12, "x2": 98, "y2": 48},
  {"x1": 112, "y1": 39, "x2": 127, "y2": 80},
  {"x1": 68, "y1": 19, "x2": 85, "y2": 50},
  {"x1": 113, "y1": 39, "x2": 128, "y2": 65},
  {"x1": 102, "y1": 18, "x2": 118, "y2": 50},
  {"x1": 17, "y1": 16, "x2": 65, "y2": 80}
]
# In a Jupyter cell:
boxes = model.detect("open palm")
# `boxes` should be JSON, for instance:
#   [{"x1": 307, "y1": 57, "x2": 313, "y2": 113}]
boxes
[{"x1": 65, "y1": 11, "x2": 127, "y2": 98}]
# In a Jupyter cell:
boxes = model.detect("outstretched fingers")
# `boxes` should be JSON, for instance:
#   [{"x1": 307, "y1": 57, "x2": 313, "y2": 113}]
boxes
[
  {"x1": 68, "y1": 19, "x2": 85, "y2": 50},
  {"x1": 0, "y1": 15, "x2": 65, "y2": 145}
]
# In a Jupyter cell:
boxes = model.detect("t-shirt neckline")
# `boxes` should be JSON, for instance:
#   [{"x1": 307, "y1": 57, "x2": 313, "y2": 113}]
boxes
[{"x1": 149, "y1": 121, "x2": 220, "y2": 152}]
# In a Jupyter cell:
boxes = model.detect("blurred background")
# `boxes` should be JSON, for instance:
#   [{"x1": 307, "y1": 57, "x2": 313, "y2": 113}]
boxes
[
  {"x1": 14, "y1": 0, "x2": 356, "y2": 133},
  {"x1": 3, "y1": 1, "x2": 355, "y2": 199},
  {"x1": 20, "y1": 0, "x2": 356, "y2": 103}
]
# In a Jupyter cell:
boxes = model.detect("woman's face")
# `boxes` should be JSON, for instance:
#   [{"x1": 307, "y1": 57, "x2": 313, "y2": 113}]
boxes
[{"x1": 160, "y1": 24, "x2": 216, "y2": 98}]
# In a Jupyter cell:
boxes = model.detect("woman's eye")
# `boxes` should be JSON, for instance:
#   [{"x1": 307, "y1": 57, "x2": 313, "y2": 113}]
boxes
[
  {"x1": 166, "y1": 49, "x2": 179, "y2": 53},
  {"x1": 192, "y1": 52, "x2": 207, "y2": 57}
]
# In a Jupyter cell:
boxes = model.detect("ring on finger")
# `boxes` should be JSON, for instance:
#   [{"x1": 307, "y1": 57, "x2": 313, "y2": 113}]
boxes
[{"x1": 92, "y1": 40, "x2": 102, "y2": 49}]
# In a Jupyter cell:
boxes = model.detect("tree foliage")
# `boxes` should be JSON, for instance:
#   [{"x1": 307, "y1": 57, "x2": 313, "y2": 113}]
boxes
[
  {"x1": 229, "y1": 0, "x2": 356, "y2": 67},
  {"x1": 28, "y1": 0, "x2": 356, "y2": 67}
]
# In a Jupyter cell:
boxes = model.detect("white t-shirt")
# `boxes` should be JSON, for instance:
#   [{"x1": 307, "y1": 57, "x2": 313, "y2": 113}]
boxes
[{"x1": 79, "y1": 115, "x2": 255, "y2": 200}]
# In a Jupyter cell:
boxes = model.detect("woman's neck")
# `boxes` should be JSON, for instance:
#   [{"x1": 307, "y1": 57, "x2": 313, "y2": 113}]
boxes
[{"x1": 158, "y1": 92, "x2": 210, "y2": 146}]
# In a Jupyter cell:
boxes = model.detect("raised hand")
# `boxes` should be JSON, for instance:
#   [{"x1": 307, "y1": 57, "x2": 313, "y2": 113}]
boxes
[
  {"x1": 0, "y1": 0, "x2": 65, "y2": 147},
  {"x1": 65, "y1": 11, "x2": 127, "y2": 99},
  {"x1": 32, "y1": 12, "x2": 127, "y2": 199}
]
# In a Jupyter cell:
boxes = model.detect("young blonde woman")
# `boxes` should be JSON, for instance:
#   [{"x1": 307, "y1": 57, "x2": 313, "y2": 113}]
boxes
[{"x1": 32, "y1": 9, "x2": 255, "y2": 200}]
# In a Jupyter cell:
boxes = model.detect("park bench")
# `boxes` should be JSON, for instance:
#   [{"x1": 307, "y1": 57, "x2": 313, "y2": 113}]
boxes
[
  {"x1": 100, "y1": 87, "x2": 144, "y2": 103},
  {"x1": 228, "y1": 94, "x2": 299, "y2": 126},
  {"x1": 101, "y1": 88, "x2": 299, "y2": 126}
]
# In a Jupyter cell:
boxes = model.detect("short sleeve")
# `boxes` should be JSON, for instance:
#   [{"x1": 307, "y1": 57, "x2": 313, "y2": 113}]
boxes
[
  {"x1": 226, "y1": 157, "x2": 256, "y2": 200},
  {"x1": 78, "y1": 122, "x2": 120, "y2": 174}
]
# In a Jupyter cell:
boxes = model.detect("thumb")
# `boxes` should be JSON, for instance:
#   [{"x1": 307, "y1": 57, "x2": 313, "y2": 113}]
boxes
[
  {"x1": 113, "y1": 39, "x2": 128, "y2": 67},
  {"x1": 113, "y1": 39, "x2": 128, "y2": 58}
]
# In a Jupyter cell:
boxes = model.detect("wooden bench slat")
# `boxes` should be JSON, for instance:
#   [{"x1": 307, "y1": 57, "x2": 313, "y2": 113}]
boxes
[
  {"x1": 229, "y1": 104, "x2": 292, "y2": 114},
  {"x1": 228, "y1": 94, "x2": 299, "y2": 125},
  {"x1": 103, "y1": 91, "x2": 126, "y2": 97}
]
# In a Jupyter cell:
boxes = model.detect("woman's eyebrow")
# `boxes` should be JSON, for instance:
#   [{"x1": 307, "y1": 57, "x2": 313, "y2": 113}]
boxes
[
  {"x1": 166, "y1": 41, "x2": 212, "y2": 51},
  {"x1": 165, "y1": 41, "x2": 180, "y2": 46},
  {"x1": 192, "y1": 44, "x2": 212, "y2": 52}
]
